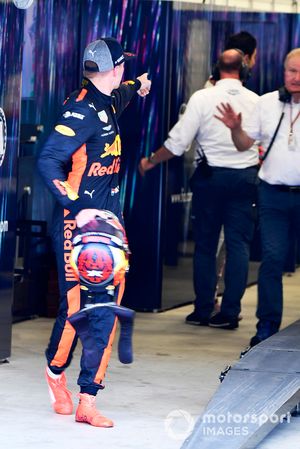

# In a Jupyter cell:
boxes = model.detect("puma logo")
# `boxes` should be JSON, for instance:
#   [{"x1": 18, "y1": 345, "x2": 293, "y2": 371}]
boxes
[
  {"x1": 88, "y1": 49, "x2": 96, "y2": 57},
  {"x1": 84, "y1": 189, "x2": 95, "y2": 199}
]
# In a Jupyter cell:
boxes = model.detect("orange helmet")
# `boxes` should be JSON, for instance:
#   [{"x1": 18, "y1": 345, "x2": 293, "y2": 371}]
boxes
[{"x1": 71, "y1": 210, "x2": 129, "y2": 292}]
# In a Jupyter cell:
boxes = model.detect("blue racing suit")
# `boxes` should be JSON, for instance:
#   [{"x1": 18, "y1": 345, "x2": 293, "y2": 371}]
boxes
[{"x1": 38, "y1": 77, "x2": 141, "y2": 394}]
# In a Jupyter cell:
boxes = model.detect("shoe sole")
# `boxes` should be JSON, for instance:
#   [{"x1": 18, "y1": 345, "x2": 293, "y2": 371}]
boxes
[
  {"x1": 186, "y1": 320, "x2": 209, "y2": 326},
  {"x1": 75, "y1": 417, "x2": 114, "y2": 428},
  {"x1": 186, "y1": 320, "x2": 202, "y2": 325},
  {"x1": 209, "y1": 323, "x2": 238, "y2": 330}
]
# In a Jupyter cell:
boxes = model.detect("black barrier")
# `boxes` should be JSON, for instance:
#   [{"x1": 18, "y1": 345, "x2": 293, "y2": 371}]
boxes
[{"x1": 13, "y1": 220, "x2": 51, "y2": 322}]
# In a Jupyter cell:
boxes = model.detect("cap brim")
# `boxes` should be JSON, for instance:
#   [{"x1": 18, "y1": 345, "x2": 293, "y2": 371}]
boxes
[{"x1": 124, "y1": 52, "x2": 136, "y2": 61}]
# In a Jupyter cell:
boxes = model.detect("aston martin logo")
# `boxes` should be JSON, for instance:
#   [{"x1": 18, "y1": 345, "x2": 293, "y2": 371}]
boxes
[{"x1": 0, "y1": 108, "x2": 7, "y2": 167}]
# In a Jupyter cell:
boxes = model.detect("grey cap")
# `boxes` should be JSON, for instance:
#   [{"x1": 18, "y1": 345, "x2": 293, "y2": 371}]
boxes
[{"x1": 83, "y1": 37, "x2": 135, "y2": 73}]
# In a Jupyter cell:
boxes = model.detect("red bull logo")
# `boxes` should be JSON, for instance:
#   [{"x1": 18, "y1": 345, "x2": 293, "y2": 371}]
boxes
[
  {"x1": 64, "y1": 218, "x2": 78, "y2": 282},
  {"x1": 100, "y1": 134, "x2": 121, "y2": 158},
  {"x1": 87, "y1": 157, "x2": 120, "y2": 177}
]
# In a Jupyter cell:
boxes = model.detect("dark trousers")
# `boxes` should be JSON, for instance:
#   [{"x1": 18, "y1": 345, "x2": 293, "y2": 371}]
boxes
[
  {"x1": 257, "y1": 181, "x2": 300, "y2": 325},
  {"x1": 191, "y1": 166, "x2": 257, "y2": 319}
]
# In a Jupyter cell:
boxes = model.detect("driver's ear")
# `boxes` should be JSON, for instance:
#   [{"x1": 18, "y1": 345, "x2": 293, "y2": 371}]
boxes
[{"x1": 243, "y1": 54, "x2": 250, "y2": 66}]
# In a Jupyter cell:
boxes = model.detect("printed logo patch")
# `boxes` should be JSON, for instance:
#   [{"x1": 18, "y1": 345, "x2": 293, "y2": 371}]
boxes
[
  {"x1": 111, "y1": 186, "x2": 120, "y2": 196},
  {"x1": 100, "y1": 135, "x2": 121, "y2": 158},
  {"x1": 228, "y1": 89, "x2": 240, "y2": 96},
  {"x1": 55, "y1": 125, "x2": 76, "y2": 136},
  {"x1": 84, "y1": 189, "x2": 95, "y2": 198},
  {"x1": 115, "y1": 55, "x2": 125, "y2": 65},
  {"x1": 87, "y1": 158, "x2": 121, "y2": 177},
  {"x1": 98, "y1": 110, "x2": 108, "y2": 123},
  {"x1": 63, "y1": 111, "x2": 85, "y2": 120},
  {"x1": 101, "y1": 131, "x2": 114, "y2": 137}
]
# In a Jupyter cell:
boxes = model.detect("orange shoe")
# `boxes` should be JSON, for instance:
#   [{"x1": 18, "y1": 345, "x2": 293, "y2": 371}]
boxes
[
  {"x1": 45, "y1": 369, "x2": 73, "y2": 415},
  {"x1": 75, "y1": 393, "x2": 114, "y2": 427}
]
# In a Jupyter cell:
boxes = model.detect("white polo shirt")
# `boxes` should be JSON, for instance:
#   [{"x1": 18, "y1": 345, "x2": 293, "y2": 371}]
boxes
[
  {"x1": 164, "y1": 79, "x2": 259, "y2": 169},
  {"x1": 244, "y1": 90, "x2": 300, "y2": 185}
]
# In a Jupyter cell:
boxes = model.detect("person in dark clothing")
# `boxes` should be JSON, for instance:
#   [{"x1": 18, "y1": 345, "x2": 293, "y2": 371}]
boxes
[
  {"x1": 206, "y1": 31, "x2": 257, "y2": 88},
  {"x1": 139, "y1": 50, "x2": 258, "y2": 331},
  {"x1": 225, "y1": 31, "x2": 257, "y2": 69},
  {"x1": 215, "y1": 48, "x2": 300, "y2": 347},
  {"x1": 38, "y1": 37, "x2": 151, "y2": 427}
]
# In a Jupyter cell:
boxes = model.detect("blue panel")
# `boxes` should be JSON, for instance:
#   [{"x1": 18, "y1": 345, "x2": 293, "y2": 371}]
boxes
[
  {"x1": 27, "y1": 0, "x2": 81, "y2": 132},
  {"x1": 80, "y1": 0, "x2": 171, "y2": 310},
  {"x1": 21, "y1": 0, "x2": 82, "y2": 225},
  {"x1": 0, "y1": 2, "x2": 25, "y2": 358}
]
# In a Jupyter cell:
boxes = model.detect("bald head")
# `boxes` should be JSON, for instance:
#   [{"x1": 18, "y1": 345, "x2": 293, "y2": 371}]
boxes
[{"x1": 218, "y1": 49, "x2": 244, "y2": 78}]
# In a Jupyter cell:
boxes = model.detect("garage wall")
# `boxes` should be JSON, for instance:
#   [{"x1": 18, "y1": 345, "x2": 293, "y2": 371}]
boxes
[{"x1": 0, "y1": 1, "x2": 25, "y2": 359}]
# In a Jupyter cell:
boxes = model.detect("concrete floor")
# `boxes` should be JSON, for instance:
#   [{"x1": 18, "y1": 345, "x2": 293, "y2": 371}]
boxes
[{"x1": 1, "y1": 271, "x2": 300, "y2": 449}]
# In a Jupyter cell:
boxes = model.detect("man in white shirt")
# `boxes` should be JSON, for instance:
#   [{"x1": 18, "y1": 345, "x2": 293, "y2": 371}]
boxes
[
  {"x1": 139, "y1": 49, "x2": 259, "y2": 330},
  {"x1": 206, "y1": 31, "x2": 258, "y2": 313},
  {"x1": 215, "y1": 48, "x2": 300, "y2": 345}
]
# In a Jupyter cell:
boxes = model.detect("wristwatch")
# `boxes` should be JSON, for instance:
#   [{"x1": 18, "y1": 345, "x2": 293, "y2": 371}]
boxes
[{"x1": 147, "y1": 152, "x2": 158, "y2": 165}]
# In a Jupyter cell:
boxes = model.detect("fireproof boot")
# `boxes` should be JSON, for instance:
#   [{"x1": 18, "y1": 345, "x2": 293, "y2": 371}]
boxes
[
  {"x1": 75, "y1": 393, "x2": 114, "y2": 427},
  {"x1": 45, "y1": 369, "x2": 73, "y2": 415}
]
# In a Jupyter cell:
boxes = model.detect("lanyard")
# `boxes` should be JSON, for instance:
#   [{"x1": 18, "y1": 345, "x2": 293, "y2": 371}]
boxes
[{"x1": 288, "y1": 103, "x2": 300, "y2": 144}]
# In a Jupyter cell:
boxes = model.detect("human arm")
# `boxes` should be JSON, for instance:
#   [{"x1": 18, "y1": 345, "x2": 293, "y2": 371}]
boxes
[
  {"x1": 37, "y1": 97, "x2": 95, "y2": 215},
  {"x1": 112, "y1": 73, "x2": 151, "y2": 118},
  {"x1": 214, "y1": 102, "x2": 255, "y2": 151},
  {"x1": 139, "y1": 91, "x2": 202, "y2": 175},
  {"x1": 138, "y1": 146, "x2": 175, "y2": 176}
]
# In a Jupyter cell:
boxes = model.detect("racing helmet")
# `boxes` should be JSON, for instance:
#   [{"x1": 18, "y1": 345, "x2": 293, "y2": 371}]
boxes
[{"x1": 70, "y1": 210, "x2": 129, "y2": 292}]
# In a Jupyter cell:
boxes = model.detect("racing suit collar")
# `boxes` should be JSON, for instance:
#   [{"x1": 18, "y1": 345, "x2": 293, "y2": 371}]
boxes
[{"x1": 82, "y1": 77, "x2": 112, "y2": 106}]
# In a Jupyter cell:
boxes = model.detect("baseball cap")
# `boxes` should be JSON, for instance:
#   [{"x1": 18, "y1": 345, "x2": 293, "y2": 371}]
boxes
[{"x1": 83, "y1": 37, "x2": 135, "y2": 73}]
